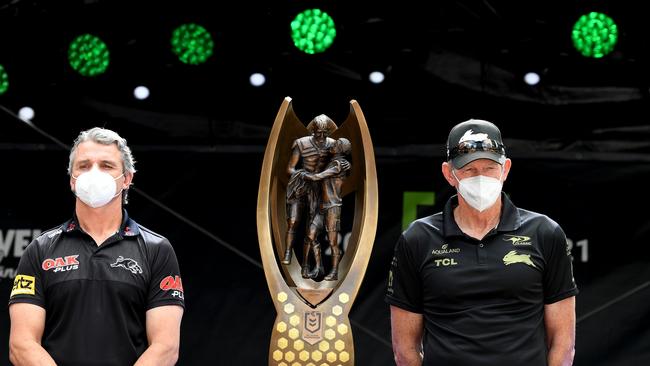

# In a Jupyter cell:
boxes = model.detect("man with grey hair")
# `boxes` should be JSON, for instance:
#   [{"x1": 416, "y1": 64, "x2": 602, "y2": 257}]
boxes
[
  {"x1": 8, "y1": 127, "x2": 185, "y2": 366},
  {"x1": 387, "y1": 119, "x2": 577, "y2": 366}
]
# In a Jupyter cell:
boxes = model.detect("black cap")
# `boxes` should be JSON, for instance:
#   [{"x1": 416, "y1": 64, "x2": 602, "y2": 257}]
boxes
[{"x1": 446, "y1": 119, "x2": 506, "y2": 169}]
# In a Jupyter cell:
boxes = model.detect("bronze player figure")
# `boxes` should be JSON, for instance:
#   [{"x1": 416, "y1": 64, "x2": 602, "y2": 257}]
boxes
[
  {"x1": 304, "y1": 138, "x2": 352, "y2": 280},
  {"x1": 282, "y1": 114, "x2": 337, "y2": 279}
]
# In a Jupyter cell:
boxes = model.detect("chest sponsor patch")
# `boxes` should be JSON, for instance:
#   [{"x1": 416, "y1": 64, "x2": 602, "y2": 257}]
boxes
[
  {"x1": 42, "y1": 255, "x2": 80, "y2": 272},
  {"x1": 11, "y1": 274, "x2": 35, "y2": 297},
  {"x1": 431, "y1": 243, "x2": 461, "y2": 255},
  {"x1": 503, "y1": 250, "x2": 536, "y2": 268},
  {"x1": 434, "y1": 258, "x2": 458, "y2": 267},
  {"x1": 503, "y1": 235, "x2": 532, "y2": 246}
]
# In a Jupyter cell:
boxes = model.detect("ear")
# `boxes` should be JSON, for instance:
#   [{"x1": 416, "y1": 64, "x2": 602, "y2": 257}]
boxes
[
  {"x1": 441, "y1": 162, "x2": 457, "y2": 187},
  {"x1": 123, "y1": 171, "x2": 134, "y2": 189},
  {"x1": 501, "y1": 158, "x2": 512, "y2": 182},
  {"x1": 69, "y1": 176, "x2": 76, "y2": 192}
]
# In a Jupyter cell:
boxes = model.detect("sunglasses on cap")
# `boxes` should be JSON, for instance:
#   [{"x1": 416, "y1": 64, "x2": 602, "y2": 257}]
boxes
[{"x1": 447, "y1": 139, "x2": 506, "y2": 160}]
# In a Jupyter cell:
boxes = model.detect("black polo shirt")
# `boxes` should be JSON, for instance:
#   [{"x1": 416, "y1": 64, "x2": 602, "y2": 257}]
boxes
[
  {"x1": 386, "y1": 194, "x2": 578, "y2": 366},
  {"x1": 9, "y1": 211, "x2": 185, "y2": 366}
]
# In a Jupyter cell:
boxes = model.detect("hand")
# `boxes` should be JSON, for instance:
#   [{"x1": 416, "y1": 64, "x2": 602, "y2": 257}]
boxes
[{"x1": 340, "y1": 161, "x2": 351, "y2": 171}]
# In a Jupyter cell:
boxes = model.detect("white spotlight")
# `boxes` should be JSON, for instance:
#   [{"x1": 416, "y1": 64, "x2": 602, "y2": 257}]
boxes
[
  {"x1": 524, "y1": 72, "x2": 540, "y2": 86},
  {"x1": 133, "y1": 86, "x2": 150, "y2": 100},
  {"x1": 249, "y1": 73, "x2": 266, "y2": 87},
  {"x1": 369, "y1": 71, "x2": 385, "y2": 84},
  {"x1": 18, "y1": 106, "x2": 35, "y2": 121}
]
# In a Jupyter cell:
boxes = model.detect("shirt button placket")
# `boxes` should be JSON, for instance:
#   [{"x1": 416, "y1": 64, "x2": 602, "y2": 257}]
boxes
[{"x1": 477, "y1": 242, "x2": 487, "y2": 265}]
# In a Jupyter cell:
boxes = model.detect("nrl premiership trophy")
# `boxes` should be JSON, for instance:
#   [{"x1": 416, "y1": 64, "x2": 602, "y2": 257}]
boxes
[{"x1": 257, "y1": 97, "x2": 378, "y2": 366}]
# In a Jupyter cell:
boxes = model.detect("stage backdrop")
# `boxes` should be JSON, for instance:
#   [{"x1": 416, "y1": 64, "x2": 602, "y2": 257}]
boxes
[{"x1": 1, "y1": 139, "x2": 649, "y2": 365}]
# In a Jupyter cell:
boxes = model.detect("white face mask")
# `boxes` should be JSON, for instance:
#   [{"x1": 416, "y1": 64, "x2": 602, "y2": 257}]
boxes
[
  {"x1": 452, "y1": 169, "x2": 503, "y2": 212},
  {"x1": 72, "y1": 167, "x2": 124, "y2": 208}
]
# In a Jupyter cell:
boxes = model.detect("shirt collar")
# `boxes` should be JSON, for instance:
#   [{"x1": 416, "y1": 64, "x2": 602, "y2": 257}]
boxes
[
  {"x1": 442, "y1": 192, "x2": 521, "y2": 238},
  {"x1": 61, "y1": 209, "x2": 140, "y2": 236},
  {"x1": 497, "y1": 193, "x2": 521, "y2": 232}
]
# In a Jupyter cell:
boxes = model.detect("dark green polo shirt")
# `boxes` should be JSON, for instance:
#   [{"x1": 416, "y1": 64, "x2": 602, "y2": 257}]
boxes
[{"x1": 386, "y1": 194, "x2": 578, "y2": 366}]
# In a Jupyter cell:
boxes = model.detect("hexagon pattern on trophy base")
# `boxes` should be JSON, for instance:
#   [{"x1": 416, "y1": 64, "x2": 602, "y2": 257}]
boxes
[{"x1": 269, "y1": 292, "x2": 354, "y2": 365}]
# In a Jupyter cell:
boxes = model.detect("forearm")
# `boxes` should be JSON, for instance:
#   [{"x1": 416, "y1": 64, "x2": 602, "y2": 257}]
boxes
[
  {"x1": 9, "y1": 340, "x2": 56, "y2": 366},
  {"x1": 544, "y1": 297, "x2": 576, "y2": 366},
  {"x1": 394, "y1": 346, "x2": 423, "y2": 366},
  {"x1": 390, "y1": 306, "x2": 424, "y2": 366},
  {"x1": 133, "y1": 342, "x2": 179, "y2": 366},
  {"x1": 313, "y1": 166, "x2": 339, "y2": 180},
  {"x1": 547, "y1": 340, "x2": 575, "y2": 366}
]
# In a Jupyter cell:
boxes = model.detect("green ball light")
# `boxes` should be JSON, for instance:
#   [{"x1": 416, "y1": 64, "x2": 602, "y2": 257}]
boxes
[
  {"x1": 171, "y1": 23, "x2": 214, "y2": 65},
  {"x1": 68, "y1": 34, "x2": 110, "y2": 76},
  {"x1": 0, "y1": 65, "x2": 8, "y2": 95},
  {"x1": 572, "y1": 12, "x2": 618, "y2": 58},
  {"x1": 291, "y1": 9, "x2": 337, "y2": 54}
]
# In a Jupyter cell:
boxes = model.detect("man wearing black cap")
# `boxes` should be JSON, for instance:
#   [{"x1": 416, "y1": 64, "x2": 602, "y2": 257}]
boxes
[{"x1": 386, "y1": 119, "x2": 578, "y2": 365}]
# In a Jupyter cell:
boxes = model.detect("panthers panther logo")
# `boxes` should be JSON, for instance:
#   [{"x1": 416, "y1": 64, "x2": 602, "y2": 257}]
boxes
[{"x1": 110, "y1": 256, "x2": 143, "y2": 274}]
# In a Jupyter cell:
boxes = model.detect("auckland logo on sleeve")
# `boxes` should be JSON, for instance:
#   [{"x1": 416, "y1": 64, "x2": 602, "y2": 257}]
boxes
[
  {"x1": 42, "y1": 255, "x2": 79, "y2": 272},
  {"x1": 110, "y1": 256, "x2": 143, "y2": 274},
  {"x1": 503, "y1": 250, "x2": 536, "y2": 268}
]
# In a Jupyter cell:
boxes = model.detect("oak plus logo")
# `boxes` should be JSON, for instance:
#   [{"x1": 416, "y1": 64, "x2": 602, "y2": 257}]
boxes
[
  {"x1": 160, "y1": 275, "x2": 184, "y2": 299},
  {"x1": 42, "y1": 255, "x2": 80, "y2": 272},
  {"x1": 0, "y1": 229, "x2": 42, "y2": 279}
]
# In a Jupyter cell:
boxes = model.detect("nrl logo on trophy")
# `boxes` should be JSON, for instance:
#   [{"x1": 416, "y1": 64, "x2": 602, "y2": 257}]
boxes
[{"x1": 257, "y1": 97, "x2": 378, "y2": 366}]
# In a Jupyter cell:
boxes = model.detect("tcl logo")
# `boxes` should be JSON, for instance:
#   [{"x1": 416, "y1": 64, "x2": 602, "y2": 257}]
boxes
[
  {"x1": 42, "y1": 255, "x2": 80, "y2": 272},
  {"x1": 160, "y1": 275, "x2": 183, "y2": 292}
]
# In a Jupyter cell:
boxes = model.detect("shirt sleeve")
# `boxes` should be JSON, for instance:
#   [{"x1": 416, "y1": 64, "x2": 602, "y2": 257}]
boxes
[
  {"x1": 8, "y1": 240, "x2": 45, "y2": 308},
  {"x1": 385, "y1": 234, "x2": 423, "y2": 313},
  {"x1": 147, "y1": 239, "x2": 185, "y2": 310},
  {"x1": 543, "y1": 225, "x2": 579, "y2": 304}
]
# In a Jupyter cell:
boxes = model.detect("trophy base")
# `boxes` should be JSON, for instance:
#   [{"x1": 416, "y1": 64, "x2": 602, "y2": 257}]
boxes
[{"x1": 269, "y1": 288, "x2": 354, "y2": 365}]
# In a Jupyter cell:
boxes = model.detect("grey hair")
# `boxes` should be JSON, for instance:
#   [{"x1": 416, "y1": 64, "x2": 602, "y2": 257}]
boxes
[
  {"x1": 68, "y1": 127, "x2": 136, "y2": 175},
  {"x1": 68, "y1": 127, "x2": 136, "y2": 204}
]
